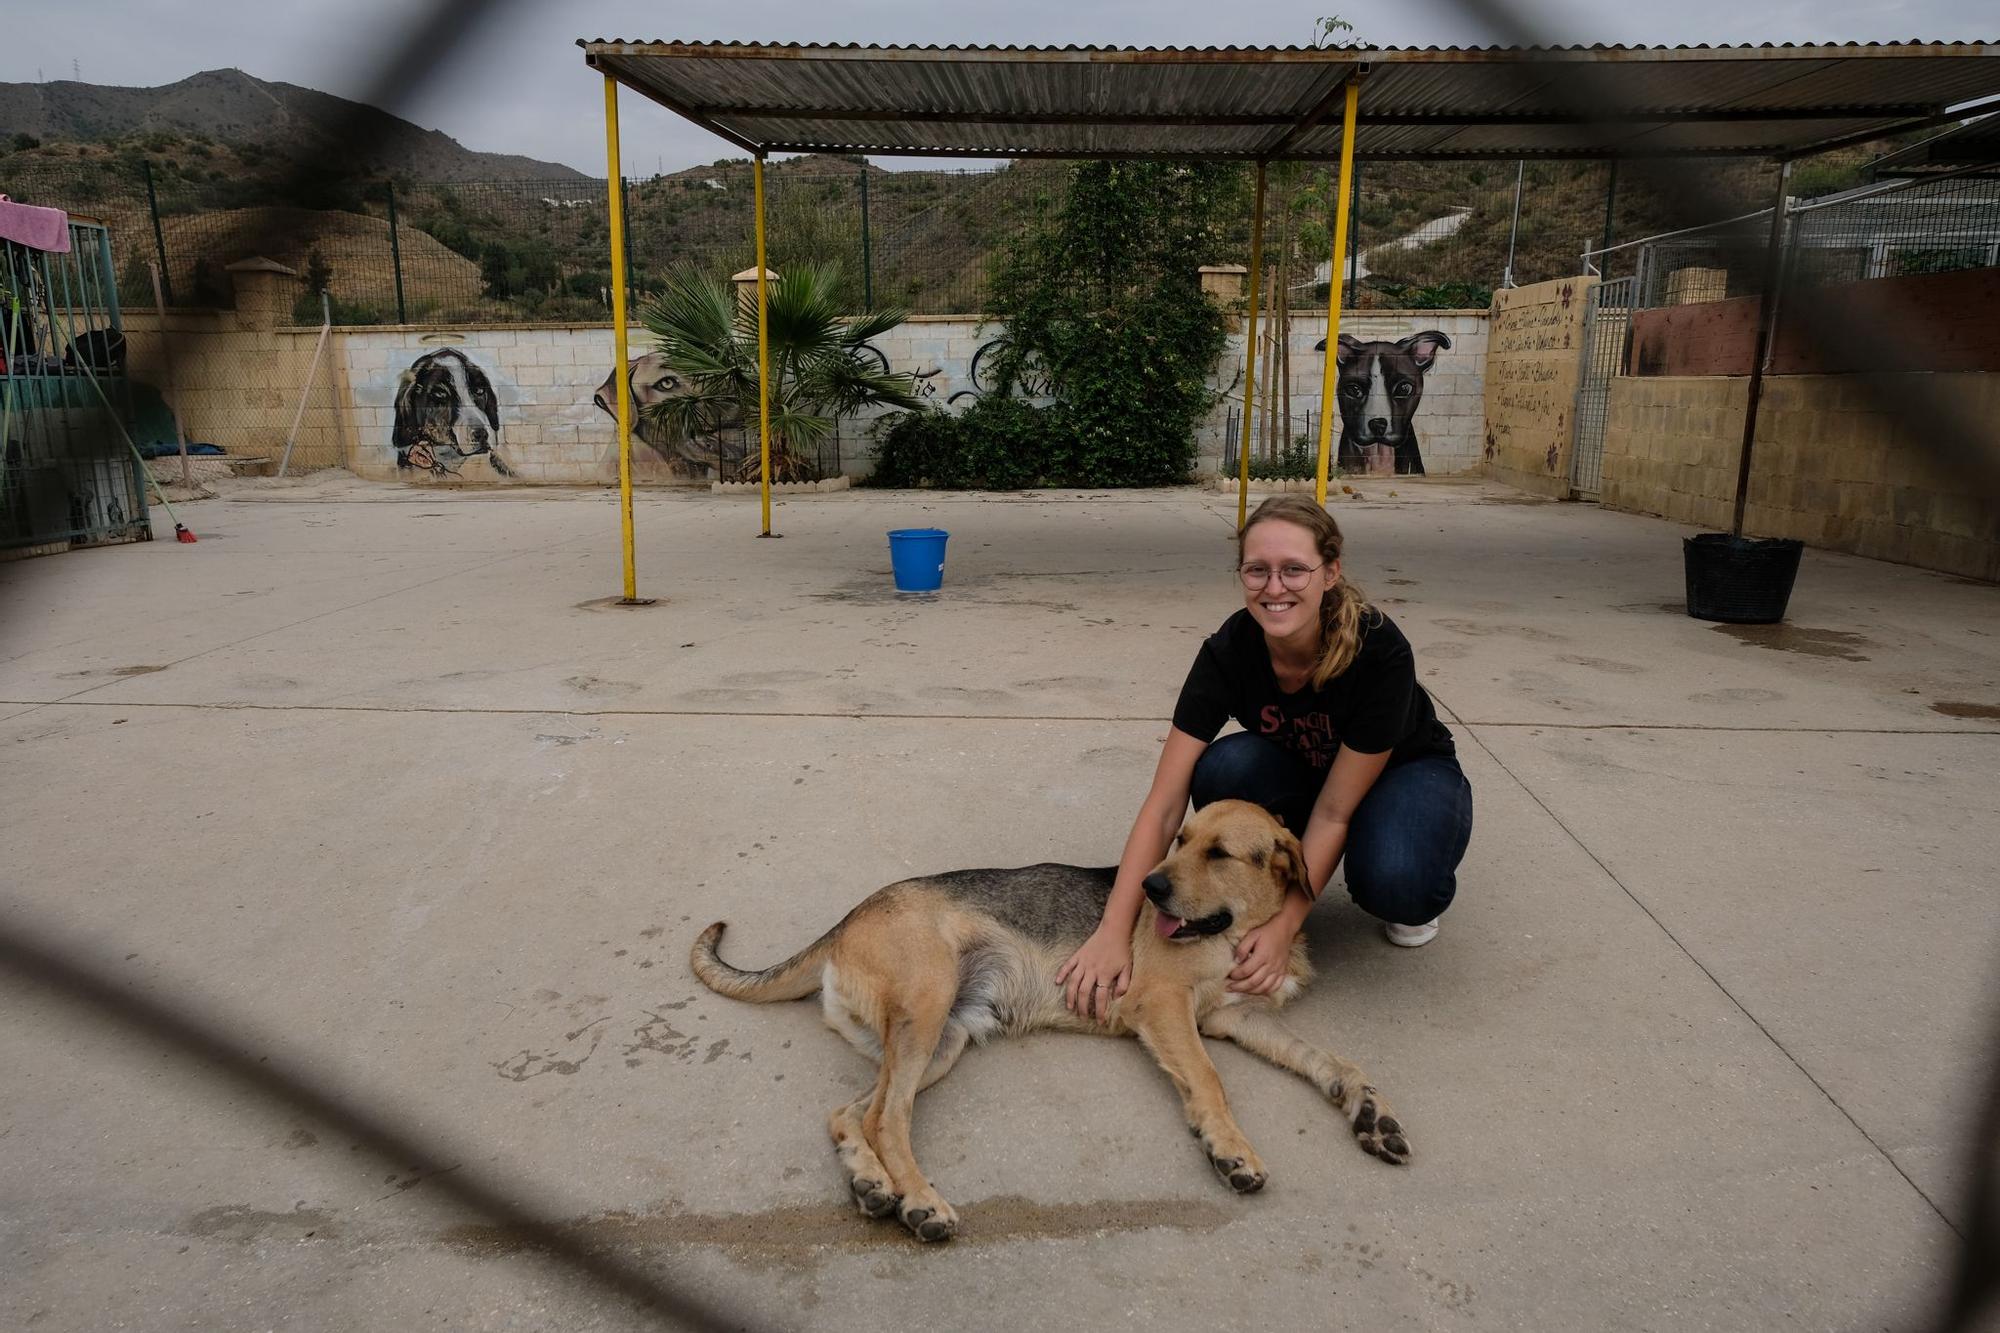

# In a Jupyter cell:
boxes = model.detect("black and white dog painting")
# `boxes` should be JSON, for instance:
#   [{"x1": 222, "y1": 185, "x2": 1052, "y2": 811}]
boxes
[
  {"x1": 392, "y1": 349, "x2": 510, "y2": 477},
  {"x1": 1313, "y1": 330, "x2": 1451, "y2": 476}
]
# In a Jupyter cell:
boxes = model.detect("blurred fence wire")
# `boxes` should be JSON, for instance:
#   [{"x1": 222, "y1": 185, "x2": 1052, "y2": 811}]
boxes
[
  {"x1": 2, "y1": 157, "x2": 1056, "y2": 324},
  {"x1": 2, "y1": 149, "x2": 1652, "y2": 325}
]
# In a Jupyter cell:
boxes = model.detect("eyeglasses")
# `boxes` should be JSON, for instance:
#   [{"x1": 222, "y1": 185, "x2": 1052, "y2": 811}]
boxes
[{"x1": 1237, "y1": 561, "x2": 1325, "y2": 591}]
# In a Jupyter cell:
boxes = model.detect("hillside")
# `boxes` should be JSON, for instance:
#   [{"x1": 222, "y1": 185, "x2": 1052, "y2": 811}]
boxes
[{"x1": 0, "y1": 69, "x2": 585, "y2": 182}]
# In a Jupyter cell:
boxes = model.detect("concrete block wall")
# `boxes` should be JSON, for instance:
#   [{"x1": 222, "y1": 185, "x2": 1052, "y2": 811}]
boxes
[
  {"x1": 122, "y1": 311, "x2": 350, "y2": 472},
  {"x1": 1601, "y1": 371, "x2": 2000, "y2": 582},
  {"x1": 1201, "y1": 311, "x2": 1491, "y2": 476},
  {"x1": 1481, "y1": 276, "x2": 1597, "y2": 499},
  {"x1": 340, "y1": 325, "x2": 628, "y2": 484},
  {"x1": 129, "y1": 306, "x2": 1492, "y2": 488}
]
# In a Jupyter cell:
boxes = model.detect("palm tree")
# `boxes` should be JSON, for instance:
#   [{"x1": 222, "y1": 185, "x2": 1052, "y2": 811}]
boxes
[{"x1": 637, "y1": 262, "x2": 922, "y2": 483}]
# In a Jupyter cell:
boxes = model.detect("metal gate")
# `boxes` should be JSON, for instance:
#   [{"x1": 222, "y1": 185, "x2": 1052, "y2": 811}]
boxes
[
  {"x1": 1569, "y1": 274, "x2": 1635, "y2": 499},
  {"x1": 2, "y1": 217, "x2": 149, "y2": 557}
]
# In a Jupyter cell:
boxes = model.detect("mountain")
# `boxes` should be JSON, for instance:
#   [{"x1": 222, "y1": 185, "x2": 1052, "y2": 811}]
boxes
[{"x1": 0, "y1": 68, "x2": 586, "y2": 182}]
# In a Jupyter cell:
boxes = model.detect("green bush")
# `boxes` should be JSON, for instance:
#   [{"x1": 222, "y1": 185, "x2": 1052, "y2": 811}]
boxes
[
  {"x1": 1248, "y1": 437, "x2": 1321, "y2": 481},
  {"x1": 985, "y1": 160, "x2": 1234, "y2": 487},
  {"x1": 869, "y1": 398, "x2": 1059, "y2": 489}
]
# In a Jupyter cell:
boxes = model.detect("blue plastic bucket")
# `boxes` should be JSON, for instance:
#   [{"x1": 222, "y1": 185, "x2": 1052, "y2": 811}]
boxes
[{"x1": 887, "y1": 527, "x2": 950, "y2": 592}]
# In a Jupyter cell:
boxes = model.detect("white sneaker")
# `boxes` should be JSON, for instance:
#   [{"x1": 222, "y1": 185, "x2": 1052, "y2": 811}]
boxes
[{"x1": 1385, "y1": 918, "x2": 1440, "y2": 948}]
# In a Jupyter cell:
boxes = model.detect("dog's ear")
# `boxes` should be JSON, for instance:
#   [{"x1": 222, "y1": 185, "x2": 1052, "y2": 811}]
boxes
[
  {"x1": 1399, "y1": 330, "x2": 1451, "y2": 370},
  {"x1": 391, "y1": 370, "x2": 423, "y2": 455},
  {"x1": 1269, "y1": 826, "x2": 1312, "y2": 903},
  {"x1": 1334, "y1": 333, "x2": 1366, "y2": 367},
  {"x1": 463, "y1": 357, "x2": 500, "y2": 426}
]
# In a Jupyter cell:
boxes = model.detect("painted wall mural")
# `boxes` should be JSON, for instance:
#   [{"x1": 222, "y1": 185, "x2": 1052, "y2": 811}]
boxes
[
  {"x1": 1311, "y1": 330, "x2": 1452, "y2": 476},
  {"x1": 391, "y1": 348, "x2": 510, "y2": 477},
  {"x1": 590, "y1": 352, "x2": 724, "y2": 479}
]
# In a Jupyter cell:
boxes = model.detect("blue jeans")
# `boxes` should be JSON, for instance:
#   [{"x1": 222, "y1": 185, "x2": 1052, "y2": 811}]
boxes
[{"x1": 1188, "y1": 731, "x2": 1473, "y2": 927}]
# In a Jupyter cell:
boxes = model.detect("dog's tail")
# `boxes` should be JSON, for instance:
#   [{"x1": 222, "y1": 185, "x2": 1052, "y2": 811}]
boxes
[{"x1": 690, "y1": 922, "x2": 836, "y2": 1002}]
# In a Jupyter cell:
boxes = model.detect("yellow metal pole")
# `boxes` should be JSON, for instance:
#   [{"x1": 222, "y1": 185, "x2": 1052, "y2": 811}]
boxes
[
  {"x1": 603, "y1": 75, "x2": 638, "y2": 601},
  {"x1": 753, "y1": 154, "x2": 775, "y2": 537},
  {"x1": 1236, "y1": 162, "x2": 1267, "y2": 531},
  {"x1": 1313, "y1": 80, "x2": 1361, "y2": 506}
]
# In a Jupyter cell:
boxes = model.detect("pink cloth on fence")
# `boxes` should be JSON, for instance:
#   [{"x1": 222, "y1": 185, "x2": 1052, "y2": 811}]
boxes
[{"x1": 0, "y1": 195, "x2": 72, "y2": 253}]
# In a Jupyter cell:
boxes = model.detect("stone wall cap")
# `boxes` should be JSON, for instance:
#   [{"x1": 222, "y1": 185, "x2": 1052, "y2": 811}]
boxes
[
  {"x1": 731, "y1": 266, "x2": 779, "y2": 281},
  {"x1": 225, "y1": 257, "x2": 299, "y2": 276},
  {"x1": 1199, "y1": 264, "x2": 1248, "y2": 274}
]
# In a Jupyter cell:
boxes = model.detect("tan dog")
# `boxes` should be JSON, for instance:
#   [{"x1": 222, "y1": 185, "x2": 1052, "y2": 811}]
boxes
[{"x1": 691, "y1": 800, "x2": 1410, "y2": 1242}]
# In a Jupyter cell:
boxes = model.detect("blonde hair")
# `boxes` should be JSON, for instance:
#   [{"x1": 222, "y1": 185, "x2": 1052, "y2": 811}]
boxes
[{"x1": 1239, "y1": 495, "x2": 1372, "y2": 686}]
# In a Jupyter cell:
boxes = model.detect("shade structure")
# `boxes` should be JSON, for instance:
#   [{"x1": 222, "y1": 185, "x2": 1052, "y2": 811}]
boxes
[{"x1": 581, "y1": 40, "x2": 2000, "y2": 163}]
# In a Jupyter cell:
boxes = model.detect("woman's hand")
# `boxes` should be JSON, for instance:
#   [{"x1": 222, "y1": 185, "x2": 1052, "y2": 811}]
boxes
[
  {"x1": 1055, "y1": 927, "x2": 1132, "y2": 1022},
  {"x1": 1228, "y1": 912, "x2": 1302, "y2": 996}
]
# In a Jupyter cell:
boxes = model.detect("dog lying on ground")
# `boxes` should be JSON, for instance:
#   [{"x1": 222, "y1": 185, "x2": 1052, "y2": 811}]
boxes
[{"x1": 691, "y1": 799, "x2": 1409, "y2": 1243}]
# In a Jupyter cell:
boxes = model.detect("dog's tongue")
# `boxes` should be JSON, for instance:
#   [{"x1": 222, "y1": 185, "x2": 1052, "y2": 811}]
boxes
[{"x1": 1154, "y1": 911, "x2": 1185, "y2": 940}]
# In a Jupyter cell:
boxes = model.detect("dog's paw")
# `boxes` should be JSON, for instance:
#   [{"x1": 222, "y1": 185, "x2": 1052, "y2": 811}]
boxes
[
  {"x1": 898, "y1": 1192, "x2": 959, "y2": 1243},
  {"x1": 848, "y1": 1174, "x2": 901, "y2": 1218},
  {"x1": 1351, "y1": 1088, "x2": 1411, "y2": 1166},
  {"x1": 1207, "y1": 1151, "x2": 1267, "y2": 1194}
]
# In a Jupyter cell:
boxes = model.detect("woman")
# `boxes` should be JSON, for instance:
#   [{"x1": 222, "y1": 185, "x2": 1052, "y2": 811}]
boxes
[{"x1": 1056, "y1": 495, "x2": 1472, "y2": 1019}]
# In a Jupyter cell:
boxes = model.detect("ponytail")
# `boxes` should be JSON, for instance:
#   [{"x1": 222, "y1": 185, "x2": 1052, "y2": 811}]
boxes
[{"x1": 1311, "y1": 575, "x2": 1370, "y2": 687}]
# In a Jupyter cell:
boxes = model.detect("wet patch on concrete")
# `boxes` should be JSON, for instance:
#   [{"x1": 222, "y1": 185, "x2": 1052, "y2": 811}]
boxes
[
  {"x1": 675, "y1": 687, "x2": 784, "y2": 707},
  {"x1": 438, "y1": 1193, "x2": 1233, "y2": 1268},
  {"x1": 1931, "y1": 700, "x2": 2000, "y2": 721},
  {"x1": 573, "y1": 597, "x2": 665, "y2": 612},
  {"x1": 1611, "y1": 602, "x2": 1687, "y2": 616},
  {"x1": 58, "y1": 663, "x2": 170, "y2": 679},
  {"x1": 1434, "y1": 619, "x2": 1569, "y2": 644},
  {"x1": 1687, "y1": 687, "x2": 1786, "y2": 705},
  {"x1": 1558, "y1": 655, "x2": 1645, "y2": 675},
  {"x1": 563, "y1": 675, "x2": 640, "y2": 696},
  {"x1": 184, "y1": 1203, "x2": 335, "y2": 1243},
  {"x1": 1712, "y1": 624, "x2": 1872, "y2": 661}
]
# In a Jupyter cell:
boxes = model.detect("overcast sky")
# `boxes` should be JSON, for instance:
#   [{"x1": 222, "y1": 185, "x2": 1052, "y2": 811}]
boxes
[{"x1": 1, "y1": 1, "x2": 1992, "y2": 175}]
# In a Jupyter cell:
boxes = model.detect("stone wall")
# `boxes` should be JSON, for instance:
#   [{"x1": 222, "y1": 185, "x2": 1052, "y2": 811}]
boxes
[
  {"x1": 122, "y1": 277, "x2": 350, "y2": 474},
  {"x1": 1481, "y1": 276, "x2": 1596, "y2": 498},
  {"x1": 1602, "y1": 371, "x2": 2000, "y2": 581}
]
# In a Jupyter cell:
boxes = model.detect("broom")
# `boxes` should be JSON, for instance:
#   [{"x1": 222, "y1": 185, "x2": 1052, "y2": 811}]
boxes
[{"x1": 67, "y1": 327, "x2": 197, "y2": 543}]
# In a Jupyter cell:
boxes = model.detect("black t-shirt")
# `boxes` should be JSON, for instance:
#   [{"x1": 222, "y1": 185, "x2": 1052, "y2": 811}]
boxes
[{"x1": 1171, "y1": 608, "x2": 1455, "y2": 770}]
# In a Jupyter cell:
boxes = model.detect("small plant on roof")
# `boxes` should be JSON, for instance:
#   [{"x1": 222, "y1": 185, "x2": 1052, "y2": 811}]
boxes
[{"x1": 638, "y1": 261, "x2": 923, "y2": 483}]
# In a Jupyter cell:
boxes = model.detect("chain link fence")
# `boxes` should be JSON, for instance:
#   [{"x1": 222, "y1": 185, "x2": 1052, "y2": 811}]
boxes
[
  {"x1": 5, "y1": 151, "x2": 1676, "y2": 325},
  {"x1": 1618, "y1": 169, "x2": 2000, "y2": 311},
  {"x1": 2, "y1": 157, "x2": 1055, "y2": 324}
]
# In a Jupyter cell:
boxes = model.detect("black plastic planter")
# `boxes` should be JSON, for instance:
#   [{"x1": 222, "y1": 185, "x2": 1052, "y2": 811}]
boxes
[{"x1": 1683, "y1": 533, "x2": 1804, "y2": 624}]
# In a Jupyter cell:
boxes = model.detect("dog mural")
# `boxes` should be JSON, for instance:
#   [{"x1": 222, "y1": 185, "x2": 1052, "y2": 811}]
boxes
[
  {"x1": 391, "y1": 349, "x2": 510, "y2": 477},
  {"x1": 1312, "y1": 330, "x2": 1451, "y2": 476},
  {"x1": 591, "y1": 352, "x2": 739, "y2": 480}
]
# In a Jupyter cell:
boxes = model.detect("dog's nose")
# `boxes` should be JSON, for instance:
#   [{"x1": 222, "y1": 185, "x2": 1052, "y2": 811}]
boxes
[
  {"x1": 1142, "y1": 872, "x2": 1172, "y2": 904},
  {"x1": 1367, "y1": 417, "x2": 1389, "y2": 436}
]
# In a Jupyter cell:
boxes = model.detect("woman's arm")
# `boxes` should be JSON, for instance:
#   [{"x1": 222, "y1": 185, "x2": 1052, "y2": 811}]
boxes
[
  {"x1": 1298, "y1": 744, "x2": 1393, "y2": 898},
  {"x1": 1227, "y1": 744, "x2": 1392, "y2": 994},
  {"x1": 1056, "y1": 727, "x2": 1207, "y2": 1020}
]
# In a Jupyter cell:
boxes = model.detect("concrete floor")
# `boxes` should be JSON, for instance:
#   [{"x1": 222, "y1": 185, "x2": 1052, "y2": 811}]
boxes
[{"x1": 2, "y1": 474, "x2": 1996, "y2": 1331}]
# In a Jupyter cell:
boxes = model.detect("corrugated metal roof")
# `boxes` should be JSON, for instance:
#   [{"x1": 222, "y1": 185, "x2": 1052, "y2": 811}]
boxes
[{"x1": 578, "y1": 39, "x2": 2000, "y2": 161}]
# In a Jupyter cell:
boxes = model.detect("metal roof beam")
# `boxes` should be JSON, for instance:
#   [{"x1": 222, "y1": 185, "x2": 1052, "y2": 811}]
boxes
[
  {"x1": 709, "y1": 104, "x2": 1938, "y2": 129},
  {"x1": 587, "y1": 55, "x2": 765, "y2": 155},
  {"x1": 1778, "y1": 94, "x2": 2000, "y2": 160}
]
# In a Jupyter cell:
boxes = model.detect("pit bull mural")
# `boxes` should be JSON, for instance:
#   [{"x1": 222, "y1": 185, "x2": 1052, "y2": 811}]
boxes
[{"x1": 1313, "y1": 330, "x2": 1451, "y2": 476}]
